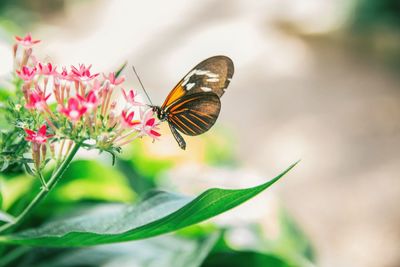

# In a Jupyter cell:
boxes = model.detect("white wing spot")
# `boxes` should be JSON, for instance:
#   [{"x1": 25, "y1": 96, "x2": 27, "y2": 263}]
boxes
[
  {"x1": 185, "y1": 83, "x2": 195, "y2": 90},
  {"x1": 193, "y1": 69, "x2": 208, "y2": 75},
  {"x1": 182, "y1": 70, "x2": 196, "y2": 86},
  {"x1": 182, "y1": 69, "x2": 219, "y2": 87},
  {"x1": 201, "y1": 87, "x2": 212, "y2": 92},
  {"x1": 194, "y1": 69, "x2": 219, "y2": 78},
  {"x1": 206, "y1": 78, "x2": 219, "y2": 82},
  {"x1": 205, "y1": 72, "x2": 219, "y2": 78}
]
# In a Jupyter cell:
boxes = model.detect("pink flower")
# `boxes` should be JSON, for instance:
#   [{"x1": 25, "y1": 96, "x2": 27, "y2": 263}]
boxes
[
  {"x1": 91, "y1": 79, "x2": 102, "y2": 92},
  {"x1": 60, "y1": 97, "x2": 87, "y2": 122},
  {"x1": 24, "y1": 125, "x2": 53, "y2": 144},
  {"x1": 57, "y1": 66, "x2": 73, "y2": 81},
  {"x1": 16, "y1": 66, "x2": 36, "y2": 81},
  {"x1": 103, "y1": 72, "x2": 125, "y2": 86},
  {"x1": 139, "y1": 109, "x2": 161, "y2": 139},
  {"x1": 15, "y1": 33, "x2": 41, "y2": 48},
  {"x1": 71, "y1": 64, "x2": 99, "y2": 82},
  {"x1": 37, "y1": 62, "x2": 57, "y2": 76},
  {"x1": 122, "y1": 89, "x2": 143, "y2": 106},
  {"x1": 25, "y1": 89, "x2": 50, "y2": 111},
  {"x1": 77, "y1": 90, "x2": 98, "y2": 111},
  {"x1": 121, "y1": 110, "x2": 140, "y2": 128}
]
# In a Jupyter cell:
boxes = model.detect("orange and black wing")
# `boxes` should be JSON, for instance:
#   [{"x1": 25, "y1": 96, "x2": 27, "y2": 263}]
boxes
[
  {"x1": 167, "y1": 92, "x2": 221, "y2": 138},
  {"x1": 161, "y1": 56, "x2": 234, "y2": 109}
]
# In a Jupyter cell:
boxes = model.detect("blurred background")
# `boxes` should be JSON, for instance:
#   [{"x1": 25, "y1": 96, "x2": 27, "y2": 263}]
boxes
[{"x1": 0, "y1": 0, "x2": 399, "y2": 266}]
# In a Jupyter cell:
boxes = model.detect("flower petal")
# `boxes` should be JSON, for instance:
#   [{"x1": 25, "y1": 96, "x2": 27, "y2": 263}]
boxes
[{"x1": 38, "y1": 125, "x2": 47, "y2": 136}]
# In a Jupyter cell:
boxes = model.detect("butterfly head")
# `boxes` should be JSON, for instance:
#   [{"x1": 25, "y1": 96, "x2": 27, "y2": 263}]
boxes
[{"x1": 151, "y1": 106, "x2": 167, "y2": 121}]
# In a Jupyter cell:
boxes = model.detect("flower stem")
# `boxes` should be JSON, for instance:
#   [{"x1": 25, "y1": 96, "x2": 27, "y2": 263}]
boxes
[
  {"x1": 37, "y1": 171, "x2": 48, "y2": 191},
  {"x1": 0, "y1": 142, "x2": 81, "y2": 234}
]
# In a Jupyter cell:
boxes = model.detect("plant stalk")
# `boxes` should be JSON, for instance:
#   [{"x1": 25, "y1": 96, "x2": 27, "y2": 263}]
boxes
[{"x1": 0, "y1": 142, "x2": 81, "y2": 234}]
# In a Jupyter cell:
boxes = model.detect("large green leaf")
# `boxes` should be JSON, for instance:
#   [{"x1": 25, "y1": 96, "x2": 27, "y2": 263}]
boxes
[
  {"x1": 18, "y1": 234, "x2": 218, "y2": 267},
  {"x1": 0, "y1": 162, "x2": 297, "y2": 247}
]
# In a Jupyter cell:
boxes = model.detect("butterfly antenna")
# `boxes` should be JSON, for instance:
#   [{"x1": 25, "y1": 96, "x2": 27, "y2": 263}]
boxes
[{"x1": 132, "y1": 65, "x2": 153, "y2": 106}]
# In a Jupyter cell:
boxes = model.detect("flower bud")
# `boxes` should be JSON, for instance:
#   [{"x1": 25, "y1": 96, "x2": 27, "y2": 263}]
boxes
[
  {"x1": 50, "y1": 143, "x2": 56, "y2": 158},
  {"x1": 41, "y1": 143, "x2": 47, "y2": 160}
]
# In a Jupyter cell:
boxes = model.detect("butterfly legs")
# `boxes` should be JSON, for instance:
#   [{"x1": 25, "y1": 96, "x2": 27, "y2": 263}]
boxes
[{"x1": 169, "y1": 123, "x2": 186, "y2": 150}]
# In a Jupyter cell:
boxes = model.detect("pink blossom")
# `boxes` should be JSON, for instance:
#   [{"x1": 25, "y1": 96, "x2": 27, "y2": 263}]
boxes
[
  {"x1": 121, "y1": 110, "x2": 140, "y2": 128},
  {"x1": 103, "y1": 72, "x2": 125, "y2": 86},
  {"x1": 91, "y1": 79, "x2": 102, "y2": 92},
  {"x1": 25, "y1": 89, "x2": 50, "y2": 111},
  {"x1": 60, "y1": 97, "x2": 87, "y2": 122},
  {"x1": 122, "y1": 88, "x2": 143, "y2": 106},
  {"x1": 16, "y1": 66, "x2": 36, "y2": 81},
  {"x1": 139, "y1": 109, "x2": 161, "y2": 139},
  {"x1": 77, "y1": 90, "x2": 99, "y2": 111},
  {"x1": 37, "y1": 62, "x2": 57, "y2": 76},
  {"x1": 24, "y1": 125, "x2": 53, "y2": 144},
  {"x1": 57, "y1": 66, "x2": 73, "y2": 81},
  {"x1": 15, "y1": 33, "x2": 41, "y2": 48},
  {"x1": 71, "y1": 64, "x2": 99, "y2": 82}
]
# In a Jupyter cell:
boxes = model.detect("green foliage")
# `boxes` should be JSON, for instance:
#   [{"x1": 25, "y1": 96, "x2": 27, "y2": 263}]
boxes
[
  {"x1": 0, "y1": 129, "x2": 30, "y2": 174},
  {"x1": 0, "y1": 87, "x2": 13, "y2": 103},
  {"x1": 0, "y1": 184, "x2": 15, "y2": 224},
  {"x1": 202, "y1": 251, "x2": 293, "y2": 267},
  {"x1": 21, "y1": 234, "x2": 219, "y2": 267},
  {"x1": 0, "y1": 210, "x2": 14, "y2": 223},
  {"x1": 352, "y1": 0, "x2": 400, "y2": 32},
  {"x1": 116, "y1": 158, "x2": 157, "y2": 194},
  {"x1": 50, "y1": 160, "x2": 136, "y2": 203},
  {"x1": 0, "y1": 173, "x2": 34, "y2": 212},
  {"x1": 122, "y1": 142, "x2": 174, "y2": 179},
  {"x1": 0, "y1": 87, "x2": 33, "y2": 174},
  {"x1": 0, "y1": 162, "x2": 297, "y2": 247}
]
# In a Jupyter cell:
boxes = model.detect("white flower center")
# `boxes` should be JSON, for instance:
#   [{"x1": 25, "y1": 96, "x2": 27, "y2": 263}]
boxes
[{"x1": 70, "y1": 110, "x2": 80, "y2": 120}]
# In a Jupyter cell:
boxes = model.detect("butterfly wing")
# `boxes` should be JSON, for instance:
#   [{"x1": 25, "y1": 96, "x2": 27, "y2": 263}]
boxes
[
  {"x1": 161, "y1": 56, "x2": 234, "y2": 109},
  {"x1": 167, "y1": 92, "x2": 221, "y2": 137}
]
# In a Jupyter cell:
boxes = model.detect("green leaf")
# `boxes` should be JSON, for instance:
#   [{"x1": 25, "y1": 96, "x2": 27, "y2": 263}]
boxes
[
  {"x1": 0, "y1": 210, "x2": 15, "y2": 223},
  {"x1": 0, "y1": 185, "x2": 2, "y2": 209},
  {"x1": 115, "y1": 61, "x2": 128, "y2": 79},
  {"x1": 27, "y1": 234, "x2": 218, "y2": 267},
  {"x1": 0, "y1": 162, "x2": 298, "y2": 247},
  {"x1": 0, "y1": 174, "x2": 34, "y2": 211}
]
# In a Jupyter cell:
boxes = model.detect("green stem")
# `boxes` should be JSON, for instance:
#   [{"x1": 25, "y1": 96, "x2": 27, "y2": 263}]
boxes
[
  {"x1": 0, "y1": 142, "x2": 81, "y2": 234},
  {"x1": 37, "y1": 172, "x2": 48, "y2": 191}
]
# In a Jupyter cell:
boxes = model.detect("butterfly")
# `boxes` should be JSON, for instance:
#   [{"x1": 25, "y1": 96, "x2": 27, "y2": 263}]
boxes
[{"x1": 151, "y1": 56, "x2": 234, "y2": 150}]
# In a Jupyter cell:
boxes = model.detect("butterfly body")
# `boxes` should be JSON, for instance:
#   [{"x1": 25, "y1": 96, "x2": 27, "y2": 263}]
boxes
[{"x1": 155, "y1": 56, "x2": 234, "y2": 150}]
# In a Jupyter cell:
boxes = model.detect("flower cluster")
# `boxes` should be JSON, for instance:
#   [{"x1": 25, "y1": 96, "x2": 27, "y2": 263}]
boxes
[{"x1": 13, "y1": 33, "x2": 161, "y2": 180}]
